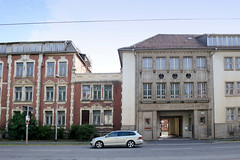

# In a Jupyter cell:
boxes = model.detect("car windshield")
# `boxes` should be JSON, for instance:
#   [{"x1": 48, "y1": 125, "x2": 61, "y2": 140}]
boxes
[{"x1": 107, "y1": 132, "x2": 118, "y2": 137}]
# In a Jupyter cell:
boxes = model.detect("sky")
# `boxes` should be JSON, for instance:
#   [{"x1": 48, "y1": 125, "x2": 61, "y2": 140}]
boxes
[{"x1": 0, "y1": 0, "x2": 240, "y2": 73}]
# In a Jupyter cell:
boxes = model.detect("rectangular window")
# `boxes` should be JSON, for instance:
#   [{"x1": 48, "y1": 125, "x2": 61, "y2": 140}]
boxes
[
  {"x1": 224, "y1": 57, "x2": 233, "y2": 70},
  {"x1": 183, "y1": 57, "x2": 193, "y2": 70},
  {"x1": 157, "y1": 83, "x2": 166, "y2": 98},
  {"x1": 82, "y1": 85, "x2": 90, "y2": 100},
  {"x1": 142, "y1": 57, "x2": 152, "y2": 70},
  {"x1": 59, "y1": 86, "x2": 66, "y2": 101},
  {"x1": 198, "y1": 82, "x2": 207, "y2": 98},
  {"x1": 0, "y1": 63, "x2": 2, "y2": 78},
  {"x1": 237, "y1": 83, "x2": 240, "y2": 95},
  {"x1": 45, "y1": 111, "x2": 53, "y2": 126},
  {"x1": 58, "y1": 111, "x2": 65, "y2": 126},
  {"x1": 236, "y1": 58, "x2": 240, "y2": 70},
  {"x1": 104, "y1": 85, "x2": 112, "y2": 100},
  {"x1": 25, "y1": 87, "x2": 33, "y2": 101},
  {"x1": 93, "y1": 85, "x2": 101, "y2": 100},
  {"x1": 143, "y1": 83, "x2": 152, "y2": 99},
  {"x1": 47, "y1": 62, "x2": 55, "y2": 76},
  {"x1": 170, "y1": 57, "x2": 179, "y2": 70},
  {"x1": 184, "y1": 83, "x2": 193, "y2": 98},
  {"x1": 16, "y1": 62, "x2": 23, "y2": 77},
  {"x1": 26, "y1": 62, "x2": 34, "y2": 77},
  {"x1": 171, "y1": 83, "x2": 180, "y2": 98},
  {"x1": 156, "y1": 57, "x2": 166, "y2": 70},
  {"x1": 15, "y1": 87, "x2": 22, "y2": 101},
  {"x1": 226, "y1": 82, "x2": 234, "y2": 95},
  {"x1": 93, "y1": 110, "x2": 101, "y2": 125},
  {"x1": 238, "y1": 108, "x2": 240, "y2": 121},
  {"x1": 104, "y1": 110, "x2": 112, "y2": 125},
  {"x1": 59, "y1": 62, "x2": 67, "y2": 76},
  {"x1": 227, "y1": 108, "x2": 235, "y2": 121},
  {"x1": 46, "y1": 86, "x2": 54, "y2": 101},
  {"x1": 197, "y1": 57, "x2": 206, "y2": 69}
]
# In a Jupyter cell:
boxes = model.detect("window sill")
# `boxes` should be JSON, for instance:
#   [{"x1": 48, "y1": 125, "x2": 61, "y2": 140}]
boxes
[
  {"x1": 44, "y1": 101, "x2": 54, "y2": 104},
  {"x1": 13, "y1": 101, "x2": 33, "y2": 104}
]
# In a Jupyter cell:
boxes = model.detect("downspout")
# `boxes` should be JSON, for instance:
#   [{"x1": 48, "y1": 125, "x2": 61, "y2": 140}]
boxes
[
  {"x1": 133, "y1": 48, "x2": 137, "y2": 131},
  {"x1": 210, "y1": 48, "x2": 217, "y2": 139}
]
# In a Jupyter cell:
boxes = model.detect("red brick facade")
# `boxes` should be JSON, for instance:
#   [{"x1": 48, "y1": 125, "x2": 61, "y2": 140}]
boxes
[{"x1": 0, "y1": 41, "x2": 122, "y2": 135}]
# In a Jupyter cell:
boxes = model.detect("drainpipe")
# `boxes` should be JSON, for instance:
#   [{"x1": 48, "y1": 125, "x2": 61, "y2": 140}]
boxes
[
  {"x1": 210, "y1": 48, "x2": 217, "y2": 139},
  {"x1": 133, "y1": 48, "x2": 137, "y2": 131}
]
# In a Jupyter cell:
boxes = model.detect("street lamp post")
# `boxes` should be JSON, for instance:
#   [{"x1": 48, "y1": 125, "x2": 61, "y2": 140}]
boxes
[{"x1": 55, "y1": 75, "x2": 59, "y2": 141}]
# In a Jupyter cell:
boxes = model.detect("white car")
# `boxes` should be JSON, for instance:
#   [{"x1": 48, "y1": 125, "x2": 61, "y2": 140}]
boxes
[{"x1": 90, "y1": 130, "x2": 143, "y2": 148}]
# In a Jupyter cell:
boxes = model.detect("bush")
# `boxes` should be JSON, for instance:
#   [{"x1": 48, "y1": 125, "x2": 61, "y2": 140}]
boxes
[
  {"x1": 68, "y1": 124, "x2": 97, "y2": 141},
  {"x1": 37, "y1": 126, "x2": 54, "y2": 140},
  {"x1": 8, "y1": 112, "x2": 38, "y2": 140}
]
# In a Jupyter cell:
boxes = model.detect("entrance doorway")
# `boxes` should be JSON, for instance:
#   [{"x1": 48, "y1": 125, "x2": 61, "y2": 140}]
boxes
[{"x1": 160, "y1": 116, "x2": 183, "y2": 138}]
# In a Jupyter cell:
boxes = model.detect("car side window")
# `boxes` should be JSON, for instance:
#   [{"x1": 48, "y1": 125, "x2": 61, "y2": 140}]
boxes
[{"x1": 108, "y1": 132, "x2": 118, "y2": 137}]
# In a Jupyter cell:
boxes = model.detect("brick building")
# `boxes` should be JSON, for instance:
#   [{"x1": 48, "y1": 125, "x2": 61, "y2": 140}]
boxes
[{"x1": 0, "y1": 41, "x2": 92, "y2": 130}]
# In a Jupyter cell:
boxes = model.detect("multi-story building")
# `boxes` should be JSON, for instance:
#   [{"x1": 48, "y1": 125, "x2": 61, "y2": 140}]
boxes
[
  {"x1": 209, "y1": 34, "x2": 240, "y2": 138},
  {"x1": 0, "y1": 41, "x2": 91, "y2": 130},
  {"x1": 119, "y1": 34, "x2": 240, "y2": 140},
  {"x1": 73, "y1": 73, "x2": 122, "y2": 134}
]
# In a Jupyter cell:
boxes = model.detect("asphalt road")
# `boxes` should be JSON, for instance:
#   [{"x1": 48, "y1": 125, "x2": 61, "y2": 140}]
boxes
[{"x1": 0, "y1": 140, "x2": 240, "y2": 160}]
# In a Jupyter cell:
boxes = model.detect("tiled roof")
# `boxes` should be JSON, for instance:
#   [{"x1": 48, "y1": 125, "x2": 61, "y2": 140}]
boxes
[{"x1": 119, "y1": 34, "x2": 208, "y2": 50}]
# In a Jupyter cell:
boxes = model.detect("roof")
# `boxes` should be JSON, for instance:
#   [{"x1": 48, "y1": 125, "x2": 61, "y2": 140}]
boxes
[{"x1": 119, "y1": 34, "x2": 207, "y2": 50}]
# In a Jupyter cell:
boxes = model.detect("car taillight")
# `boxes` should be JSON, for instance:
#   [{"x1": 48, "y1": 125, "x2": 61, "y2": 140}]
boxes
[{"x1": 138, "y1": 136, "x2": 142, "y2": 140}]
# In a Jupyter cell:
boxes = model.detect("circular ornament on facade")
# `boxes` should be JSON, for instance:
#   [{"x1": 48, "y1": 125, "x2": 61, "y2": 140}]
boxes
[
  {"x1": 158, "y1": 74, "x2": 164, "y2": 79},
  {"x1": 186, "y1": 73, "x2": 191, "y2": 79},
  {"x1": 172, "y1": 73, "x2": 178, "y2": 79}
]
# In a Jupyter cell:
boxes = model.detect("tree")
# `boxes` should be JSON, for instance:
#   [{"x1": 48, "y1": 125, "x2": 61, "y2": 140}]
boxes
[{"x1": 8, "y1": 112, "x2": 38, "y2": 140}]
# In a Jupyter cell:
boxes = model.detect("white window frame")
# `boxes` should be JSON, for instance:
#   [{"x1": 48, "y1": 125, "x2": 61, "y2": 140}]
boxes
[
  {"x1": 197, "y1": 57, "x2": 206, "y2": 69},
  {"x1": 170, "y1": 57, "x2": 179, "y2": 70},
  {"x1": 58, "y1": 110, "x2": 66, "y2": 126},
  {"x1": 46, "y1": 86, "x2": 54, "y2": 101},
  {"x1": 82, "y1": 85, "x2": 91, "y2": 100},
  {"x1": 45, "y1": 111, "x2": 53, "y2": 126},
  {"x1": 142, "y1": 57, "x2": 152, "y2": 70},
  {"x1": 198, "y1": 82, "x2": 207, "y2": 98},
  {"x1": 184, "y1": 83, "x2": 193, "y2": 98},
  {"x1": 93, "y1": 85, "x2": 101, "y2": 100},
  {"x1": 58, "y1": 86, "x2": 66, "y2": 101},
  {"x1": 0, "y1": 62, "x2": 3, "y2": 78},
  {"x1": 156, "y1": 83, "x2": 166, "y2": 99},
  {"x1": 15, "y1": 87, "x2": 22, "y2": 101},
  {"x1": 26, "y1": 62, "x2": 34, "y2": 77},
  {"x1": 224, "y1": 57, "x2": 233, "y2": 70},
  {"x1": 58, "y1": 57, "x2": 68, "y2": 77},
  {"x1": 104, "y1": 85, "x2": 112, "y2": 100},
  {"x1": 235, "y1": 57, "x2": 240, "y2": 70},
  {"x1": 25, "y1": 86, "x2": 33, "y2": 101},
  {"x1": 156, "y1": 57, "x2": 166, "y2": 70},
  {"x1": 93, "y1": 110, "x2": 101, "y2": 125},
  {"x1": 15, "y1": 58, "x2": 35, "y2": 77},
  {"x1": 104, "y1": 110, "x2": 112, "y2": 125},
  {"x1": 226, "y1": 108, "x2": 235, "y2": 121},
  {"x1": 183, "y1": 57, "x2": 193, "y2": 70},
  {"x1": 143, "y1": 83, "x2": 152, "y2": 99},
  {"x1": 226, "y1": 82, "x2": 234, "y2": 96},
  {"x1": 171, "y1": 83, "x2": 180, "y2": 98},
  {"x1": 14, "y1": 86, "x2": 33, "y2": 102}
]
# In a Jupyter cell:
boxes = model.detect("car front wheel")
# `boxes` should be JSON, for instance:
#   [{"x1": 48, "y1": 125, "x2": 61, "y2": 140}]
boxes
[
  {"x1": 95, "y1": 141, "x2": 104, "y2": 148},
  {"x1": 126, "y1": 140, "x2": 135, "y2": 148}
]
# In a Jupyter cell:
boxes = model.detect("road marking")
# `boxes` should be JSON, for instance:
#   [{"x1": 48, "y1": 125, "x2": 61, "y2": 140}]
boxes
[
  {"x1": 0, "y1": 149, "x2": 12, "y2": 151},
  {"x1": 152, "y1": 147, "x2": 192, "y2": 151},
  {"x1": 30, "y1": 150, "x2": 71, "y2": 152},
  {"x1": 212, "y1": 146, "x2": 240, "y2": 149}
]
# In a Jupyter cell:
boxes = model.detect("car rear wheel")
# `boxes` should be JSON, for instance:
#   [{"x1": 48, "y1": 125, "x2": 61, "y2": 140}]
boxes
[
  {"x1": 95, "y1": 141, "x2": 104, "y2": 148},
  {"x1": 126, "y1": 140, "x2": 135, "y2": 148}
]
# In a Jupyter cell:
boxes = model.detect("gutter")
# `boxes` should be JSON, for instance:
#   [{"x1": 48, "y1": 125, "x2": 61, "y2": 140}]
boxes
[
  {"x1": 132, "y1": 48, "x2": 137, "y2": 131},
  {"x1": 210, "y1": 48, "x2": 217, "y2": 139}
]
